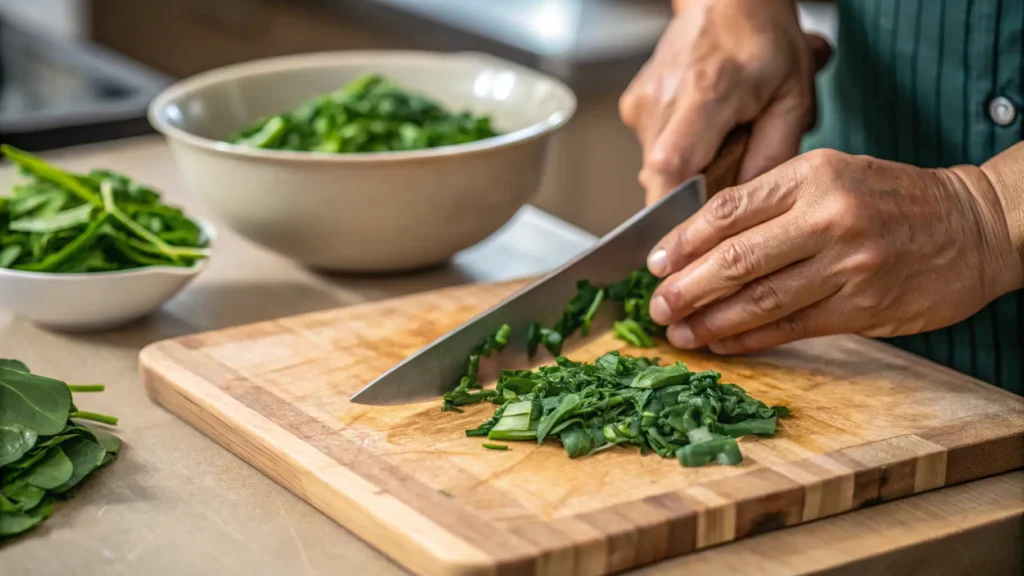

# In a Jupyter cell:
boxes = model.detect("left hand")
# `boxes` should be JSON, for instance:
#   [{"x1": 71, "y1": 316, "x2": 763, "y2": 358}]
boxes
[{"x1": 645, "y1": 149, "x2": 1024, "y2": 353}]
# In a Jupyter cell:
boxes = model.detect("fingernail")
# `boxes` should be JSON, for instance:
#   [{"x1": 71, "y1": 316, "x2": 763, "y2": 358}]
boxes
[
  {"x1": 647, "y1": 249, "x2": 668, "y2": 277},
  {"x1": 650, "y1": 295, "x2": 672, "y2": 325},
  {"x1": 669, "y1": 323, "x2": 696, "y2": 349}
]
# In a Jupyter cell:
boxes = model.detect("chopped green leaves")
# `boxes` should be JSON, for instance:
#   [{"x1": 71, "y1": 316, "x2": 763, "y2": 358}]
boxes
[
  {"x1": 0, "y1": 360, "x2": 122, "y2": 540},
  {"x1": 228, "y1": 74, "x2": 501, "y2": 154},
  {"x1": 456, "y1": 352, "x2": 787, "y2": 467},
  {"x1": 0, "y1": 145, "x2": 209, "y2": 273}
]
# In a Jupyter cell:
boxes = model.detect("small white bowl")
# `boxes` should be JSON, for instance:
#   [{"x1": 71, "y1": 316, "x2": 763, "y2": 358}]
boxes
[
  {"x1": 148, "y1": 50, "x2": 577, "y2": 272},
  {"x1": 0, "y1": 222, "x2": 215, "y2": 332}
]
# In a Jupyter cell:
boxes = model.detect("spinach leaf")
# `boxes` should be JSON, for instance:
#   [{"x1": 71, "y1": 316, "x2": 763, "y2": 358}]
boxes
[
  {"x1": 0, "y1": 367, "x2": 72, "y2": 436},
  {"x1": 9, "y1": 203, "x2": 93, "y2": 233},
  {"x1": 0, "y1": 424, "x2": 38, "y2": 467},
  {"x1": 51, "y1": 438, "x2": 107, "y2": 493},
  {"x1": 21, "y1": 446, "x2": 74, "y2": 489},
  {"x1": 0, "y1": 359, "x2": 30, "y2": 373},
  {"x1": 0, "y1": 498, "x2": 53, "y2": 537}
]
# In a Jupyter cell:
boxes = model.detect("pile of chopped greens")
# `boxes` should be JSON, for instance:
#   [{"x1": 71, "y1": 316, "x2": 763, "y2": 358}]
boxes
[
  {"x1": 0, "y1": 145, "x2": 209, "y2": 273},
  {"x1": 443, "y1": 268, "x2": 789, "y2": 467},
  {"x1": 0, "y1": 360, "x2": 121, "y2": 540},
  {"x1": 228, "y1": 74, "x2": 501, "y2": 153}
]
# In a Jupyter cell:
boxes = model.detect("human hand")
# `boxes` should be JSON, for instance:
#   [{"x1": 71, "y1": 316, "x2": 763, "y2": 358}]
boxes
[
  {"x1": 619, "y1": 0, "x2": 831, "y2": 205},
  {"x1": 645, "y1": 149, "x2": 1024, "y2": 353}
]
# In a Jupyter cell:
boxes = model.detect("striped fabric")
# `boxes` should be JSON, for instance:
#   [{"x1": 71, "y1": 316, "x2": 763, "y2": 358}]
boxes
[{"x1": 802, "y1": 0, "x2": 1023, "y2": 394}]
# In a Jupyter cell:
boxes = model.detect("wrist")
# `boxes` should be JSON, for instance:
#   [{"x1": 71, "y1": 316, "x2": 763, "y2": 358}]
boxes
[{"x1": 944, "y1": 165, "x2": 1024, "y2": 295}]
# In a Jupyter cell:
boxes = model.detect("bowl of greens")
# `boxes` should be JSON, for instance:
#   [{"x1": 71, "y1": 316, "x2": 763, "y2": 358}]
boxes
[
  {"x1": 0, "y1": 146, "x2": 212, "y2": 332},
  {"x1": 148, "y1": 51, "x2": 576, "y2": 272}
]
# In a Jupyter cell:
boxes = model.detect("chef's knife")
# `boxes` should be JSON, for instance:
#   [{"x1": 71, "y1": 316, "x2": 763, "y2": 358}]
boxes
[{"x1": 350, "y1": 127, "x2": 749, "y2": 405}]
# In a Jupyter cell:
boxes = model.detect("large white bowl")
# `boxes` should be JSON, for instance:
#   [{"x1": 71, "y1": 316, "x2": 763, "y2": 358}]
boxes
[
  {"x1": 148, "y1": 51, "x2": 576, "y2": 272},
  {"x1": 0, "y1": 223, "x2": 215, "y2": 332}
]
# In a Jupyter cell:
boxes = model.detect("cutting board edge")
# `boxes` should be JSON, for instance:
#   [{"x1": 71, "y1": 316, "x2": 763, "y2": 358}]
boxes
[{"x1": 139, "y1": 341, "x2": 523, "y2": 576}]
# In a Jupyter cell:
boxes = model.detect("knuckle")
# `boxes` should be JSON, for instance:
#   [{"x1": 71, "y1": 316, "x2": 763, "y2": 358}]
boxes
[
  {"x1": 646, "y1": 149, "x2": 683, "y2": 175},
  {"x1": 747, "y1": 278, "x2": 786, "y2": 315},
  {"x1": 715, "y1": 240, "x2": 759, "y2": 282},
  {"x1": 705, "y1": 188, "x2": 744, "y2": 229},
  {"x1": 619, "y1": 91, "x2": 639, "y2": 126}
]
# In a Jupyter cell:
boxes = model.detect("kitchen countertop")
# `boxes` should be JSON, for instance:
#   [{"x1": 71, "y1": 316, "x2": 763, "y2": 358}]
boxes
[{"x1": 1, "y1": 136, "x2": 1021, "y2": 575}]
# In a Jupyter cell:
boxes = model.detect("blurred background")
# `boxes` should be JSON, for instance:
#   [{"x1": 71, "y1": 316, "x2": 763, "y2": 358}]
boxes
[{"x1": 0, "y1": 0, "x2": 835, "y2": 236}]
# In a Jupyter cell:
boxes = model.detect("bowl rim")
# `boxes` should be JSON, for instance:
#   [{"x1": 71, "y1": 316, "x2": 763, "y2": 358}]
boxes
[
  {"x1": 147, "y1": 50, "x2": 578, "y2": 163},
  {"x1": 0, "y1": 219, "x2": 216, "y2": 281}
]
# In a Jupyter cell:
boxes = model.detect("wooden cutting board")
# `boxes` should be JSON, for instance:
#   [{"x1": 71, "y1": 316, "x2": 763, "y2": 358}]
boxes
[{"x1": 140, "y1": 279, "x2": 1024, "y2": 576}]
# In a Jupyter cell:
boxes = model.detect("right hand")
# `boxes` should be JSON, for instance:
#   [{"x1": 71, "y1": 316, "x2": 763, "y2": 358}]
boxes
[{"x1": 619, "y1": 0, "x2": 832, "y2": 205}]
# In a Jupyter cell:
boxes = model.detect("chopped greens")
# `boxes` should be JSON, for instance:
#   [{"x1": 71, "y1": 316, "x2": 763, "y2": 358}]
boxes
[
  {"x1": 481, "y1": 443, "x2": 509, "y2": 451},
  {"x1": 228, "y1": 74, "x2": 501, "y2": 154},
  {"x1": 460, "y1": 352, "x2": 788, "y2": 467},
  {"x1": 0, "y1": 145, "x2": 209, "y2": 273},
  {"x1": 444, "y1": 268, "x2": 789, "y2": 467},
  {"x1": 0, "y1": 360, "x2": 122, "y2": 540}
]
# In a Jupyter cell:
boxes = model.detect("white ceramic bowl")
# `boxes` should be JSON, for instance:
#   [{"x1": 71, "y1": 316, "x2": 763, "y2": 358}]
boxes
[
  {"x1": 148, "y1": 51, "x2": 576, "y2": 272},
  {"x1": 0, "y1": 223, "x2": 215, "y2": 332}
]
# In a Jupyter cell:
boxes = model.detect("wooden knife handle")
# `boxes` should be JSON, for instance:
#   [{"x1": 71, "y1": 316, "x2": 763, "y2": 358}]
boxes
[{"x1": 703, "y1": 125, "x2": 751, "y2": 199}]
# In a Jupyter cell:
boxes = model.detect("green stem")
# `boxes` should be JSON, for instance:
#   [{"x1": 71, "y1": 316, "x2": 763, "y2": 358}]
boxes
[
  {"x1": 101, "y1": 181, "x2": 183, "y2": 265},
  {"x1": 69, "y1": 411, "x2": 119, "y2": 426},
  {"x1": 67, "y1": 384, "x2": 105, "y2": 393},
  {"x1": 1, "y1": 145, "x2": 102, "y2": 207}
]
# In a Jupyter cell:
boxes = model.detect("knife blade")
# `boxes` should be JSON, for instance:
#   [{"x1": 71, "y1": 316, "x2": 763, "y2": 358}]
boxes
[{"x1": 350, "y1": 128, "x2": 750, "y2": 405}]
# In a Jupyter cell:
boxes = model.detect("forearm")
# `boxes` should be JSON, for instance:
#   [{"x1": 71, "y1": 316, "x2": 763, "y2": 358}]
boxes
[
  {"x1": 980, "y1": 141, "x2": 1024, "y2": 275},
  {"x1": 672, "y1": 0, "x2": 794, "y2": 15}
]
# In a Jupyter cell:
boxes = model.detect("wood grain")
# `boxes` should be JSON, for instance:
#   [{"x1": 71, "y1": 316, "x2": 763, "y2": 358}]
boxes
[{"x1": 140, "y1": 280, "x2": 1024, "y2": 576}]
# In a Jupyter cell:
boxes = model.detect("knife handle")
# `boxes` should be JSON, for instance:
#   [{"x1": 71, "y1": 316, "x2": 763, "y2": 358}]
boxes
[{"x1": 703, "y1": 124, "x2": 751, "y2": 200}]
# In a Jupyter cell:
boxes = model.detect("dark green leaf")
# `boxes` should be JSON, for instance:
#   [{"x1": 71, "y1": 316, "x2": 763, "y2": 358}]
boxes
[
  {"x1": 22, "y1": 446, "x2": 74, "y2": 489},
  {"x1": 51, "y1": 438, "x2": 107, "y2": 493},
  {"x1": 0, "y1": 367, "x2": 72, "y2": 436},
  {"x1": 0, "y1": 424, "x2": 38, "y2": 467}
]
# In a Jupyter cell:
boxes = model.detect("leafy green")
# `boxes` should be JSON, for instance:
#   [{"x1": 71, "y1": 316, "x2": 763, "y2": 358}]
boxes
[
  {"x1": 0, "y1": 366, "x2": 71, "y2": 436},
  {"x1": 0, "y1": 145, "x2": 209, "y2": 273},
  {"x1": 228, "y1": 74, "x2": 501, "y2": 154},
  {"x1": 441, "y1": 324, "x2": 512, "y2": 412},
  {"x1": 459, "y1": 352, "x2": 787, "y2": 467},
  {"x1": 0, "y1": 360, "x2": 122, "y2": 540},
  {"x1": 0, "y1": 425, "x2": 38, "y2": 468}
]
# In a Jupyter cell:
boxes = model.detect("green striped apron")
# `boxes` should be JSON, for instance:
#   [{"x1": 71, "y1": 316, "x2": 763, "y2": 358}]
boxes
[{"x1": 802, "y1": 0, "x2": 1023, "y2": 394}]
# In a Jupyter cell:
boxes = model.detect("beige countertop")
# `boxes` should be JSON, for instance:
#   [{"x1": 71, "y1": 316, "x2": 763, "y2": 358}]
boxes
[{"x1": 1, "y1": 136, "x2": 1021, "y2": 575}]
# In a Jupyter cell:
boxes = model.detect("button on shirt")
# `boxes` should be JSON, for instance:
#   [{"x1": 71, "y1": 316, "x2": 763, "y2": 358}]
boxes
[{"x1": 803, "y1": 0, "x2": 1023, "y2": 394}]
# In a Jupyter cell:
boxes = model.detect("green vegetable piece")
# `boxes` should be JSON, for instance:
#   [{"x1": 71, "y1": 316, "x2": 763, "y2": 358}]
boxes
[
  {"x1": 676, "y1": 438, "x2": 743, "y2": 467},
  {"x1": 51, "y1": 438, "x2": 107, "y2": 493},
  {"x1": 0, "y1": 245, "x2": 21, "y2": 268},
  {"x1": 22, "y1": 446, "x2": 74, "y2": 489},
  {"x1": 2, "y1": 484, "x2": 46, "y2": 511},
  {"x1": 536, "y1": 393, "x2": 581, "y2": 444},
  {"x1": 630, "y1": 364, "x2": 689, "y2": 389},
  {"x1": 482, "y1": 443, "x2": 508, "y2": 451},
  {"x1": 0, "y1": 424, "x2": 38, "y2": 467},
  {"x1": 0, "y1": 366, "x2": 72, "y2": 436},
  {"x1": 0, "y1": 359, "x2": 30, "y2": 373},
  {"x1": 614, "y1": 319, "x2": 655, "y2": 347},
  {"x1": 0, "y1": 507, "x2": 49, "y2": 537},
  {"x1": 9, "y1": 203, "x2": 93, "y2": 233},
  {"x1": 488, "y1": 400, "x2": 538, "y2": 441}
]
